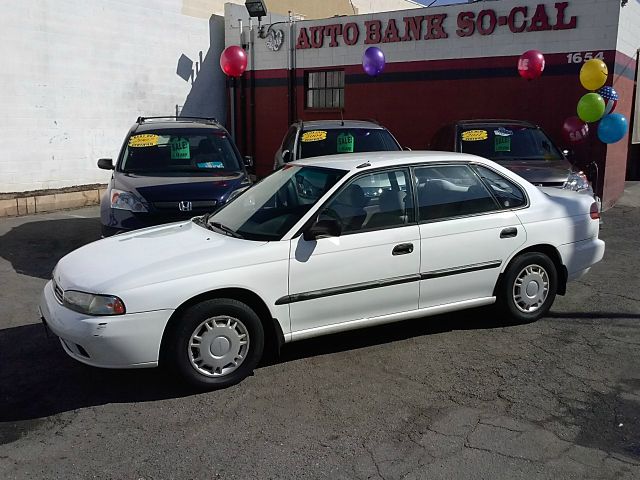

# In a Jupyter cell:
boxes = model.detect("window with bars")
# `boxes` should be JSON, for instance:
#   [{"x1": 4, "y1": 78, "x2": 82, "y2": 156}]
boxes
[{"x1": 305, "y1": 70, "x2": 344, "y2": 109}]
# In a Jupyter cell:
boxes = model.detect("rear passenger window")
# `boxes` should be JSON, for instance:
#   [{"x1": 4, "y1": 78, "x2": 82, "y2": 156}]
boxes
[
  {"x1": 415, "y1": 165, "x2": 499, "y2": 221},
  {"x1": 473, "y1": 166, "x2": 527, "y2": 209}
]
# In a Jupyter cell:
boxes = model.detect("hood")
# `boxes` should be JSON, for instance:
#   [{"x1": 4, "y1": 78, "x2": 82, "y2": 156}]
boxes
[
  {"x1": 53, "y1": 220, "x2": 267, "y2": 294},
  {"x1": 115, "y1": 171, "x2": 247, "y2": 203},
  {"x1": 495, "y1": 159, "x2": 572, "y2": 186}
]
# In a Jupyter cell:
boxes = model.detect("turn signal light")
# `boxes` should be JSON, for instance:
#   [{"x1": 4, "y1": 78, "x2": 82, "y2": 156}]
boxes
[{"x1": 590, "y1": 202, "x2": 600, "y2": 220}]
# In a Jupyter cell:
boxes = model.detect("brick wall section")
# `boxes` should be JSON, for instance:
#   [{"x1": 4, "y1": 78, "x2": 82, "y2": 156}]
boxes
[{"x1": 227, "y1": 1, "x2": 640, "y2": 205}]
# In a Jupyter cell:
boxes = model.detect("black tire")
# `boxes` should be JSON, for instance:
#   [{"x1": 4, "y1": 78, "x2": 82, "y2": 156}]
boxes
[
  {"x1": 166, "y1": 298, "x2": 264, "y2": 390},
  {"x1": 497, "y1": 252, "x2": 558, "y2": 323}
]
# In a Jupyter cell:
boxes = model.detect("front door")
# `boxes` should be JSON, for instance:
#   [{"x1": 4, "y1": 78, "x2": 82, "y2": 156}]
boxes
[{"x1": 287, "y1": 168, "x2": 421, "y2": 335}]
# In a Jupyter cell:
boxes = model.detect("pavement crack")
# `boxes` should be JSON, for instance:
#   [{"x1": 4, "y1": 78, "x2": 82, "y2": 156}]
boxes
[
  {"x1": 463, "y1": 442, "x2": 536, "y2": 463},
  {"x1": 362, "y1": 441, "x2": 386, "y2": 480}
]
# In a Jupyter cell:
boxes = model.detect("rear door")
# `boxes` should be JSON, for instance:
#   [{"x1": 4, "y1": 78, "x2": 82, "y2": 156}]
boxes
[{"x1": 415, "y1": 164, "x2": 527, "y2": 308}]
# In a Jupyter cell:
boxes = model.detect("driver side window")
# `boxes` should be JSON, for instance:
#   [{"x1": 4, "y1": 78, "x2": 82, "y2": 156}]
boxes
[{"x1": 319, "y1": 169, "x2": 414, "y2": 234}]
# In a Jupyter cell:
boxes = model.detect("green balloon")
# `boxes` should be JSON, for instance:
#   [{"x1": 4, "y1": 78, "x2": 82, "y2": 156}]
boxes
[{"x1": 577, "y1": 93, "x2": 606, "y2": 123}]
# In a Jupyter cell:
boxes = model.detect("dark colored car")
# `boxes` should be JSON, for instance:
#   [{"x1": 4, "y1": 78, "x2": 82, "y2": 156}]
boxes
[
  {"x1": 274, "y1": 120, "x2": 402, "y2": 170},
  {"x1": 430, "y1": 119, "x2": 593, "y2": 195},
  {"x1": 98, "y1": 116, "x2": 252, "y2": 237}
]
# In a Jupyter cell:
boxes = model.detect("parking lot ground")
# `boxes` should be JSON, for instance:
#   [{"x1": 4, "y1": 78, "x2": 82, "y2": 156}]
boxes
[{"x1": 0, "y1": 202, "x2": 639, "y2": 480}]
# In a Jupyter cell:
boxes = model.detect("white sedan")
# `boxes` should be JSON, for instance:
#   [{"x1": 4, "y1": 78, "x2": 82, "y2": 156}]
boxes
[{"x1": 40, "y1": 152, "x2": 605, "y2": 389}]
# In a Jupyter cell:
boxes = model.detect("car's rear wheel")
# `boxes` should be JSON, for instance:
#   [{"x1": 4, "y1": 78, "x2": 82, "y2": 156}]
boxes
[
  {"x1": 168, "y1": 298, "x2": 264, "y2": 390},
  {"x1": 497, "y1": 252, "x2": 557, "y2": 323}
]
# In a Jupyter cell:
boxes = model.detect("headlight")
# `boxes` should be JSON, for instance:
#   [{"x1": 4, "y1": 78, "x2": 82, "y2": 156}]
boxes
[
  {"x1": 226, "y1": 185, "x2": 251, "y2": 203},
  {"x1": 63, "y1": 290, "x2": 126, "y2": 316},
  {"x1": 110, "y1": 189, "x2": 148, "y2": 212},
  {"x1": 563, "y1": 171, "x2": 590, "y2": 192}
]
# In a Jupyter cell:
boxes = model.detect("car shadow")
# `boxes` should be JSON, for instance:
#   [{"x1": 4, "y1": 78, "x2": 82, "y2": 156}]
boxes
[
  {"x1": 0, "y1": 218, "x2": 101, "y2": 279},
  {"x1": 0, "y1": 306, "x2": 519, "y2": 425},
  {"x1": 1, "y1": 300, "x2": 631, "y2": 426}
]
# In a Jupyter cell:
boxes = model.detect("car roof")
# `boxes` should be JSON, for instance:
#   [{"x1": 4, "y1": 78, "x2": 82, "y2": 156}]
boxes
[
  {"x1": 297, "y1": 120, "x2": 386, "y2": 130},
  {"x1": 290, "y1": 151, "x2": 492, "y2": 172},
  {"x1": 131, "y1": 117, "x2": 227, "y2": 133},
  {"x1": 455, "y1": 119, "x2": 538, "y2": 128}
]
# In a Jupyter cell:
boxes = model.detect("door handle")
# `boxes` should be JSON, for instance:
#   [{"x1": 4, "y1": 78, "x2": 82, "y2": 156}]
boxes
[
  {"x1": 392, "y1": 243, "x2": 414, "y2": 255},
  {"x1": 500, "y1": 227, "x2": 518, "y2": 239}
]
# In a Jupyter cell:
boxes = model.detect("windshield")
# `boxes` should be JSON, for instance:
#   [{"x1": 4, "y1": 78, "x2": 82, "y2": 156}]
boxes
[
  {"x1": 299, "y1": 128, "x2": 400, "y2": 159},
  {"x1": 208, "y1": 165, "x2": 346, "y2": 241},
  {"x1": 458, "y1": 125, "x2": 563, "y2": 162},
  {"x1": 120, "y1": 128, "x2": 242, "y2": 173}
]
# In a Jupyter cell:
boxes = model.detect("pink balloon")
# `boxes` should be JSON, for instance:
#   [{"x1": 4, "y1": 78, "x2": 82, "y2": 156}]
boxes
[
  {"x1": 220, "y1": 46, "x2": 247, "y2": 77},
  {"x1": 562, "y1": 116, "x2": 589, "y2": 144},
  {"x1": 518, "y1": 50, "x2": 545, "y2": 80}
]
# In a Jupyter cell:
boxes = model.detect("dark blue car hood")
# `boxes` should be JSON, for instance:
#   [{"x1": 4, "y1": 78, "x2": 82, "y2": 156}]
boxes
[{"x1": 114, "y1": 171, "x2": 247, "y2": 203}]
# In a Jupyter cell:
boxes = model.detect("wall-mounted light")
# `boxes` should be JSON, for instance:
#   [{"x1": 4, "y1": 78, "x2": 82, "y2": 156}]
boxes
[{"x1": 245, "y1": 0, "x2": 268, "y2": 20}]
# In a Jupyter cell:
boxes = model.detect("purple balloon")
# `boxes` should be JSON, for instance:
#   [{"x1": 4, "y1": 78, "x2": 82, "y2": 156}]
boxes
[{"x1": 363, "y1": 47, "x2": 385, "y2": 77}]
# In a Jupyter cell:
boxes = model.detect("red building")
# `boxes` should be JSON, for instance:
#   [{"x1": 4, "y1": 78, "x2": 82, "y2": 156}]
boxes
[{"x1": 225, "y1": 0, "x2": 640, "y2": 208}]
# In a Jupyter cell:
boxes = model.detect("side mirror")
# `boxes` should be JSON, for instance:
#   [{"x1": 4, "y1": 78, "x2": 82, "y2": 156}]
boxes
[
  {"x1": 97, "y1": 158, "x2": 114, "y2": 170},
  {"x1": 282, "y1": 150, "x2": 292, "y2": 163},
  {"x1": 303, "y1": 215, "x2": 341, "y2": 241},
  {"x1": 243, "y1": 155, "x2": 254, "y2": 168}
]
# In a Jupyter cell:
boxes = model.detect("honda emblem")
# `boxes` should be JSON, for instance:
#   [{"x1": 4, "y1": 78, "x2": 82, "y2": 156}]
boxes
[{"x1": 178, "y1": 201, "x2": 192, "y2": 212}]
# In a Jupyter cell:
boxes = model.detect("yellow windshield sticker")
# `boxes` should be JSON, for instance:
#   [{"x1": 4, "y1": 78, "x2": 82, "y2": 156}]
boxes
[
  {"x1": 301, "y1": 130, "x2": 327, "y2": 142},
  {"x1": 128, "y1": 134, "x2": 159, "y2": 147},
  {"x1": 461, "y1": 130, "x2": 488, "y2": 142}
]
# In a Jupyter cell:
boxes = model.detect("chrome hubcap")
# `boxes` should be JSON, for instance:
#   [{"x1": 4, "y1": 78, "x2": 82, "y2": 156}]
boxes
[
  {"x1": 513, "y1": 264, "x2": 549, "y2": 313},
  {"x1": 188, "y1": 316, "x2": 249, "y2": 377}
]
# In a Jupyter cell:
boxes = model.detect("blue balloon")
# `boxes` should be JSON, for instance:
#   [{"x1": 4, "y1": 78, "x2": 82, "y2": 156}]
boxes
[{"x1": 597, "y1": 113, "x2": 628, "y2": 144}]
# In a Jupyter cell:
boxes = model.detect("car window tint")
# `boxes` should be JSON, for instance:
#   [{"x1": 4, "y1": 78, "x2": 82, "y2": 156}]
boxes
[
  {"x1": 213, "y1": 165, "x2": 346, "y2": 241},
  {"x1": 458, "y1": 125, "x2": 563, "y2": 162},
  {"x1": 320, "y1": 169, "x2": 413, "y2": 234},
  {"x1": 299, "y1": 128, "x2": 400, "y2": 159},
  {"x1": 473, "y1": 165, "x2": 527, "y2": 209},
  {"x1": 121, "y1": 129, "x2": 241, "y2": 173},
  {"x1": 415, "y1": 165, "x2": 499, "y2": 221}
]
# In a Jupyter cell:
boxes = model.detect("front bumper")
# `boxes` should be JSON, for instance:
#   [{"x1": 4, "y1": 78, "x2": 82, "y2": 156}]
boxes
[{"x1": 40, "y1": 280, "x2": 174, "y2": 369}]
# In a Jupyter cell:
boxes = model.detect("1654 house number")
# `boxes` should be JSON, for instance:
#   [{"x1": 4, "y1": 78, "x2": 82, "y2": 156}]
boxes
[{"x1": 566, "y1": 52, "x2": 604, "y2": 63}]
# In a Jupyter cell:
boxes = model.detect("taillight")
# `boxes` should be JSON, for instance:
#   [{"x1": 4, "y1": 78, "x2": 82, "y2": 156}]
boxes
[{"x1": 590, "y1": 202, "x2": 600, "y2": 220}]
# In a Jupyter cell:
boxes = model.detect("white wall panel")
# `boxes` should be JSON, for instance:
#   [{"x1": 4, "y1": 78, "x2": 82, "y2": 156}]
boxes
[{"x1": 0, "y1": 0, "x2": 226, "y2": 193}]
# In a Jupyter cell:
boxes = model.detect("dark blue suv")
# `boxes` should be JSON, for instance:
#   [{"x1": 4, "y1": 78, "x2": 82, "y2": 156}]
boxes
[{"x1": 98, "y1": 117, "x2": 252, "y2": 237}]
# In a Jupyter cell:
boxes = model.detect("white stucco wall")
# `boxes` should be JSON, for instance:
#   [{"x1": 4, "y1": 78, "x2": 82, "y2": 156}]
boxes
[
  {"x1": 617, "y1": 0, "x2": 640, "y2": 59},
  {"x1": 351, "y1": 0, "x2": 421, "y2": 14},
  {"x1": 0, "y1": 0, "x2": 226, "y2": 193}
]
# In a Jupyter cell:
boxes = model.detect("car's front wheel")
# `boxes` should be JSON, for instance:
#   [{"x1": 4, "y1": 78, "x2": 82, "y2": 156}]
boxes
[
  {"x1": 497, "y1": 252, "x2": 558, "y2": 323},
  {"x1": 167, "y1": 298, "x2": 264, "y2": 390}
]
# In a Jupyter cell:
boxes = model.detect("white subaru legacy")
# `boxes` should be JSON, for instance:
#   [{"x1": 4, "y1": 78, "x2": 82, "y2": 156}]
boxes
[{"x1": 40, "y1": 152, "x2": 605, "y2": 389}]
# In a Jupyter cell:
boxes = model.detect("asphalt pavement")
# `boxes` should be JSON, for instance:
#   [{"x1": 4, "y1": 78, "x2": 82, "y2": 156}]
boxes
[{"x1": 0, "y1": 199, "x2": 639, "y2": 479}]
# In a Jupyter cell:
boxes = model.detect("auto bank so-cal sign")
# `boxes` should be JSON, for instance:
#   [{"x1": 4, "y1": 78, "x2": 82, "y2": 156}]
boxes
[{"x1": 295, "y1": 2, "x2": 578, "y2": 49}]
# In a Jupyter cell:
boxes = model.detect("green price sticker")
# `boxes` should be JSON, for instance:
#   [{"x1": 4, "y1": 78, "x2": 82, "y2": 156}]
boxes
[
  {"x1": 170, "y1": 137, "x2": 190, "y2": 160},
  {"x1": 494, "y1": 135, "x2": 511, "y2": 152},
  {"x1": 337, "y1": 133, "x2": 354, "y2": 153}
]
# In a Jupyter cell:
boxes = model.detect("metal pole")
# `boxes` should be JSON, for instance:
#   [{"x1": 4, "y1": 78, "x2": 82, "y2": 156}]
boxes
[{"x1": 230, "y1": 78, "x2": 236, "y2": 141}]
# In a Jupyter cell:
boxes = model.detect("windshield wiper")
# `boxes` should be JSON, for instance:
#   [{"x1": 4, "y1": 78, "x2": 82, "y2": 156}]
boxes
[{"x1": 210, "y1": 221, "x2": 243, "y2": 239}]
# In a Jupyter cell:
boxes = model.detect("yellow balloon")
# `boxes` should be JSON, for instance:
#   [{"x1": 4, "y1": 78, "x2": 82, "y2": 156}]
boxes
[{"x1": 580, "y1": 59, "x2": 608, "y2": 91}]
